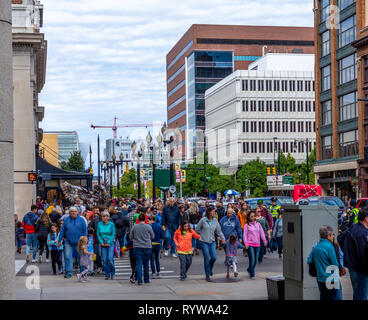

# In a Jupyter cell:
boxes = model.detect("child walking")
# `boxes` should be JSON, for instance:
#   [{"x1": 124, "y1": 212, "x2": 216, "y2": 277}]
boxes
[
  {"x1": 123, "y1": 232, "x2": 137, "y2": 283},
  {"x1": 174, "y1": 221, "x2": 200, "y2": 281},
  {"x1": 224, "y1": 234, "x2": 245, "y2": 278},
  {"x1": 87, "y1": 228, "x2": 95, "y2": 276},
  {"x1": 15, "y1": 221, "x2": 26, "y2": 254},
  {"x1": 47, "y1": 224, "x2": 61, "y2": 275},
  {"x1": 77, "y1": 236, "x2": 95, "y2": 282}
]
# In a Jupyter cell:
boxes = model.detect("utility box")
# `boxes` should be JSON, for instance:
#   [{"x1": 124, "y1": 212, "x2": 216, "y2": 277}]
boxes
[{"x1": 282, "y1": 204, "x2": 338, "y2": 300}]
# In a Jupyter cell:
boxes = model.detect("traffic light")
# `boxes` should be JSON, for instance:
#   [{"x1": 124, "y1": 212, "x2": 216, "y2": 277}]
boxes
[
  {"x1": 89, "y1": 168, "x2": 93, "y2": 174},
  {"x1": 181, "y1": 170, "x2": 186, "y2": 183},
  {"x1": 28, "y1": 171, "x2": 37, "y2": 184},
  {"x1": 126, "y1": 163, "x2": 129, "y2": 173},
  {"x1": 267, "y1": 167, "x2": 271, "y2": 175},
  {"x1": 272, "y1": 167, "x2": 276, "y2": 175}
]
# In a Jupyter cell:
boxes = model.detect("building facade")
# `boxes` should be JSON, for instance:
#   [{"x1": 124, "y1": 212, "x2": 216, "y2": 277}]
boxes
[
  {"x1": 166, "y1": 24, "x2": 315, "y2": 160},
  {"x1": 313, "y1": 0, "x2": 363, "y2": 201},
  {"x1": 12, "y1": 0, "x2": 47, "y2": 217},
  {"x1": 205, "y1": 54, "x2": 316, "y2": 173}
]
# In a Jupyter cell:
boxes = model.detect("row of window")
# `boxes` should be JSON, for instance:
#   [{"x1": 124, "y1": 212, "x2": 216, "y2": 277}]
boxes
[
  {"x1": 167, "y1": 40, "x2": 193, "y2": 71},
  {"x1": 321, "y1": 53, "x2": 357, "y2": 91},
  {"x1": 321, "y1": 129, "x2": 358, "y2": 159},
  {"x1": 242, "y1": 100, "x2": 315, "y2": 113},
  {"x1": 321, "y1": 91, "x2": 357, "y2": 125},
  {"x1": 242, "y1": 79, "x2": 314, "y2": 92},
  {"x1": 242, "y1": 120, "x2": 315, "y2": 133},
  {"x1": 242, "y1": 141, "x2": 315, "y2": 154},
  {"x1": 320, "y1": 0, "x2": 356, "y2": 23}
]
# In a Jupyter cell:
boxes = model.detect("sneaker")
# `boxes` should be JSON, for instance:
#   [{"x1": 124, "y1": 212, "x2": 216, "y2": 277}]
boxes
[
  {"x1": 156, "y1": 272, "x2": 160, "y2": 278},
  {"x1": 205, "y1": 277, "x2": 212, "y2": 282},
  {"x1": 97, "y1": 267, "x2": 102, "y2": 274},
  {"x1": 164, "y1": 250, "x2": 169, "y2": 257},
  {"x1": 130, "y1": 278, "x2": 135, "y2": 284},
  {"x1": 45, "y1": 259, "x2": 50, "y2": 263},
  {"x1": 64, "y1": 273, "x2": 72, "y2": 279},
  {"x1": 258, "y1": 261, "x2": 263, "y2": 265},
  {"x1": 105, "y1": 276, "x2": 110, "y2": 280},
  {"x1": 234, "y1": 272, "x2": 238, "y2": 277},
  {"x1": 31, "y1": 259, "x2": 36, "y2": 263},
  {"x1": 77, "y1": 273, "x2": 82, "y2": 282},
  {"x1": 279, "y1": 254, "x2": 282, "y2": 260},
  {"x1": 110, "y1": 275, "x2": 115, "y2": 280},
  {"x1": 137, "y1": 282, "x2": 143, "y2": 286},
  {"x1": 52, "y1": 273, "x2": 57, "y2": 276},
  {"x1": 251, "y1": 277, "x2": 256, "y2": 280},
  {"x1": 38, "y1": 256, "x2": 42, "y2": 263},
  {"x1": 172, "y1": 253, "x2": 177, "y2": 258},
  {"x1": 151, "y1": 273, "x2": 156, "y2": 279},
  {"x1": 58, "y1": 270, "x2": 64, "y2": 275},
  {"x1": 26, "y1": 254, "x2": 30, "y2": 263},
  {"x1": 82, "y1": 277, "x2": 89, "y2": 282},
  {"x1": 180, "y1": 277, "x2": 185, "y2": 281},
  {"x1": 226, "y1": 273, "x2": 230, "y2": 279}
]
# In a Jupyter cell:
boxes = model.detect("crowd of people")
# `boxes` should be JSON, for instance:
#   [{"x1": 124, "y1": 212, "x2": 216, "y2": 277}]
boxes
[{"x1": 15, "y1": 196, "x2": 283, "y2": 284}]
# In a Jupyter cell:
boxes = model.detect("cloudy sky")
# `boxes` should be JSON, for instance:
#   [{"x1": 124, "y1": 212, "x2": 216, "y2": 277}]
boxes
[{"x1": 39, "y1": 0, "x2": 314, "y2": 171}]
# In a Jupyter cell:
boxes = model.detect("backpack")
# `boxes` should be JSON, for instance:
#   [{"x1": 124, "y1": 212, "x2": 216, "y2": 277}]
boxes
[{"x1": 308, "y1": 259, "x2": 317, "y2": 277}]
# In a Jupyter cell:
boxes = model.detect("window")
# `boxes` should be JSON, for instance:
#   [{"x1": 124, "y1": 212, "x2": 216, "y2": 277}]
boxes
[
  {"x1": 167, "y1": 65, "x2": 185, "y2": 84},
  {"x1": 243, "y1": 142, "x2": 249, "y2": 153},
  {"x1": 297, "y1": 81, "x2": 304, "y2": 91},
  {"x1": 258, "y1": 101, "x2": 265, "y2": 112},
  {"x1": 274, "y1": 80, "x2": 280, "y2": 91},
  {"x1": 339, "y1": 130, "x2": 358, "y2": 157},
  {"x1": 167, "y1": 40, "x2": 193, "y2": 70},
  {"x1": 339, "y1": 92, "x2": 357, "y2": 121},
  {"x1": 313, "y1": 101, "x2": 316, "y2": 112},
  {"x1": 338, "y1": 15, "x2": 356, "y2": 48},
  {"x1": 282, "y1": 142, "x2": 289, "y2": 153},
  {"x1": 322, "y1": 100, "x2": 332, "y2": 125},
  {"x1": 267, "y1": 121, "x2": 273, "y2": 132},
  {"x1": 282, "y1": 101, "x2": 288, "y2": 112},
  {"x1": 290, "y1": 121, "x2": 296, "y2": 132},
  {"x1": 259, "y1": 142, "x2": 265, "y2": 153},
  {"x1": 167, "y1": 80, "x2": 185, "y2": 97},
  {"x1": 338, "y1": 53, "x2": 357, "y2": 85},
  {"x1": 321, "y1": 65, "x2": 331, "y2": 91},
  {"x1": 338, "y1": 0, "x2": 356, "y2": 10},
  {"x1": 251, "y1": 142, "x2": 257, "y2": 153},
  {"x1": 306, "y1": 122, "x2": 312, "y2": 132},
  {"x1": 266, "y1": 80, "x2": 272, "y2": 91},
  {"x1": 242, "y1": 100, "x2": 249, "y2": 112},
  {"x1": 258, "y1": 80, "x2": 264, "y2": 91},
  {"x1": 322, "y1": 135, "x2": 332, "y2": 159},
  {"x1": 266, "y1": 100, "x2": 272, "y2": 112},
  {"x1": 321, "y1": 31, "x2": 330, "y2": 57},
  {"x1": 320, "y1": 0, "x2": 330, "y2": 23},
  {"x1": 290, "y1": 101, "x2": 296, "y2": 112},
  {"x1": 275, "y1": 121, "x2": 281, "y2": 133},
  {"x1": 289, "y1": 80, "x2": 296, "y2": 91},
  {"x1": 168, "y1": 95, "x2": 186, "y2": 111},
  {"x1": 298, "y1": 121, "x2": 304, "y2": 132},
  {"x1": 242, "y1": 80, "x2": 248, "y2": 91},
  {"x1": 365, "y1": 57, "x2": 368, "y2": 83},
  {"x1": 267, "y1": 142, "x2": 273, "y2": 153},
  {"x1": 250, "y1": 80, "x2": 256, "y2": 91},
  {"x1": 250, "y1": 100, "x2": 257, "y2": 112},
  {"x1": 251, "y1": 121, "x2": 257, "y2": 132},
  {"x1": 305, "y1": 80, "x2": 312, "y2": 91},
  {"x1": 259, "y1": 121, "x2": 265, "y2": 132},
  {"x1": 297, "y1": 101, "x2": 304, "y2": 112},
  {"x1": 281, "y1": 80, "x2": 288, "y2": 91},
  {"x1": 274, "y1": 101, "x2": 280, "y2": 112},
  {"x1": 243, "y1": 121, "x2": 249, "y2": 133},
  {"x1": 306, "y1": 101, "x2": 312, "y2": 112},
  {"x1": 282, "y1": 121, "x2": 289, "y2": 132}
]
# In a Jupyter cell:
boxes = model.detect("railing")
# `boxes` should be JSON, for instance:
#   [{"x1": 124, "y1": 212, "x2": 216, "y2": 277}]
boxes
[
  {"x1": 322, "y1": 146, "x2": 333, "y2": 160},
  {"x1": 339, "y1": 141, "x2": 358, "y2": 158}
]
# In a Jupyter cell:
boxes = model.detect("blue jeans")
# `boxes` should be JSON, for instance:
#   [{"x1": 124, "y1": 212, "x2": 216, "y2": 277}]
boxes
[
  {"x1": 26, "y1": 233, "x2": 38, "y2": 260},
  {"x1": 17, "y1": 240, "x2": 23, "y2": 249},
  {"x1": 258, "y1": 241, "x2": 265, "y2": 263},
  {"x1": 247, "y1": 246, "x2": 260, "y2": 277},
  {"x1": 276, "y1": 236, "x2": 283, "y2": 255},
  {"x1": 150, "y1": 244, "x2": 161, "y2": 274},
  {"x1": 164, "y1": 227, "x2": 176, "y2": 254},
  {"x1": 317, "y1": 281, "x2": 342, "y2": 300},
  {"x1": 64, "y1": 242, "x2": 82, "y2": 274},
  {"x1": 94, "y1": 242, "x2": 102, "y2": 268},
  {"x1": 350, "y1": 270, "x2": 368, "y2": 300},
  {"x1": 190, "y1": 224, "x2": 200, "y2": 250},
  {"x1": 117, "y1": 235, "x2": 125, "y2": 257},
  {"x1": 200, "y1": 241, "x2": 217, "y2": 278},
  {"x1": 58, "y1": 250, "x2": 64, "y2": 272},
  {"x1": 135, "y1": 247, "x2": 151, "y2": 284},
  {"x1": 101, "y1": 244, "x2": 115, "y2": 277}
]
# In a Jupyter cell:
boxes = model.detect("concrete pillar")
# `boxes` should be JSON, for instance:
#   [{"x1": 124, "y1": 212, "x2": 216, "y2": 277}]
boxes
[{"x1": 0, "y1": 0, "x2": 16, "y2": 300}]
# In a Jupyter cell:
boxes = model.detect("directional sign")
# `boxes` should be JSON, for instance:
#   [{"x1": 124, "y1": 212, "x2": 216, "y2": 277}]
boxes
[
  {"x1": 169, "y1": 185, "x2": 176, "y2": 194},
  {"x1": 176, "y1": 170, "x2": 181, "y2": 183},
  {"x1": 175, "y1": 163, "x2": 181, "y2": 171}
]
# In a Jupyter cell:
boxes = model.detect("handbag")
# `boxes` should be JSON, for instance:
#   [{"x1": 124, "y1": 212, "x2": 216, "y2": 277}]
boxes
[
  {"x1": 308, "y1": 259, "x2": 317, "y2": 277},
  {"x1": 270, "y1": 237, "x2": 278, "y2": 252}
]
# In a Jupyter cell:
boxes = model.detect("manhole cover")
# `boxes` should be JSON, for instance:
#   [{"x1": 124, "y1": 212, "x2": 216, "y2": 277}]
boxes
[{"x1": 211, "y1": 278, "x2": 243, "y2": 283}]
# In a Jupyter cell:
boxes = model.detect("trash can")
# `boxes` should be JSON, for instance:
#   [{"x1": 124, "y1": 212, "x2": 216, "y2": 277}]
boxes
[{"x1": 266, "y1": 275, "x2": 285, "y2": 300}]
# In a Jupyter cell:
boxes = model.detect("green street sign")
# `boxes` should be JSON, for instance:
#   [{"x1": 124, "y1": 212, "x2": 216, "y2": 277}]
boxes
[
  {"x1": 154, "y1": 169, "x2": 174, "y2": 188},
  {"x1": 283, "y1": 175, "x2": 294, "y2": 185}
]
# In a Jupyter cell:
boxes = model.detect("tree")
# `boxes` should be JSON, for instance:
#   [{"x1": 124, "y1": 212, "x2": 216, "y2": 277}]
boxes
[
  {"x1": 60, "y1": 151, "x2": 85, "y2": 172},
  {"x1": 113, "y1": 168, "x2": 143, "y2": 198},
  {"x1": 300, "y1": 147, "x2": 316, "y2": 184},
  {"x1": 236, "y1": 159, "x2": 267, "y2": 197}
]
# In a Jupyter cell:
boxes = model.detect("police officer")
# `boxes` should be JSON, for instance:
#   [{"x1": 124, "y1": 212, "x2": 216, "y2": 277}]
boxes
[
  {"x1": 269, "y1": 197, "x2": 281, "y2": 224},
  {"x1": 348, "y1": 199, "x2": 360, "y2": 225}
]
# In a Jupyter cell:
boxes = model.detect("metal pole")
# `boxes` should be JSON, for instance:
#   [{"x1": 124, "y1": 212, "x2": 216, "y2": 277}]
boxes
[
  {"x1": 89, "y1": 145, "x2": 92, "y2": 170},
  {"x1": 278, "y1": 141, "x2": 281, "y2": 175},
  {"x1": 109, "y1": 165, "x2": 113, "y2": 198},
  {"x1": 137, "y1": 160, "x2": 141, "y2": 199},
  {"x1": 117, "y1": 163, "x2": 120, "y2": 190},
  {"x1": 204, "y1": 134, "x2": 207, "y2": 197},
  {"x1": 98, "y1": 135, "x2": 101, "y2": 186},
  {"x1": 306, "y1": 138, "x2": 310, "y2": 185},
  {"x1": 0, "y1": 0, "x2": 15, "y2": 299}
]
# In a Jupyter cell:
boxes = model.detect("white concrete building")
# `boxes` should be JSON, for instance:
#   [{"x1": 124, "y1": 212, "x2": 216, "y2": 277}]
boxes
[
  {"x1": 205, "y1": 54, "x2": 316, "y2": 173},
  {"x1": 12, "y1": 0, "x2": 47, "y2": 218}
]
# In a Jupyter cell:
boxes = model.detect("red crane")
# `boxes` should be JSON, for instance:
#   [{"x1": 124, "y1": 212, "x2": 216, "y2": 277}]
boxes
[{"x1": 91, "y1": 117, "x2": 153, "y2": 139}]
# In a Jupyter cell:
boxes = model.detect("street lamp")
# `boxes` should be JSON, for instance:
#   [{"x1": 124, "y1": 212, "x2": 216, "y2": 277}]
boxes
[{"x1": 146, "y1": 131, "x2": 156, "y2": 201}]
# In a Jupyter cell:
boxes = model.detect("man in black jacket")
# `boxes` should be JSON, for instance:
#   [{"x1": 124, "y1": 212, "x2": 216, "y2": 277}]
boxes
[
  {"x1": 49, "y1": 209, "x2": 61, "y2": 224},
  {"x1": 111, "y1": 209, "x2": 130, "y2": 257},
  {"x1": 338, "y1": 208, "x2": 368, "y2": 300},
  {"x1": 88, "y1": 206, "x2": 103, "y2": 272},
  {"x1": 161, "y1": 198, "x2": 180, "y2": 257}
]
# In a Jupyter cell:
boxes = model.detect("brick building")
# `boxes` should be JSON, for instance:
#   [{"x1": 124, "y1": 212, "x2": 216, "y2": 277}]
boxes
[
  {"x1": 313, "y1": 0, "x2": 366, "y2": 201},
  {"x1": 166, "y1": 24, "x2": 314, "y2": 160}
]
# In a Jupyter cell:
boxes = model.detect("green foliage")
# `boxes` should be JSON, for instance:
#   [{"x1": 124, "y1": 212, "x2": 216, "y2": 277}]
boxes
[
  {"x1": 236, "y1": 158, "x2": 267, "y2": 197},
  {"x1": 113, "y1": 168, "x2": 143, "y2": 198},
  {"x1": 60, "y1": 151, "x2": 85, "y2": 172}
]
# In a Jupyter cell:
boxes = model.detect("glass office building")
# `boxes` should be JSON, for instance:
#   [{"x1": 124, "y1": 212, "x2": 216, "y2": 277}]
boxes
[
  {"x1": 186, "y1": 51, "x2": 234, "y2": 158},
  {"x1": 57, "y1": 132, "x2": 79, "y2": 165}
]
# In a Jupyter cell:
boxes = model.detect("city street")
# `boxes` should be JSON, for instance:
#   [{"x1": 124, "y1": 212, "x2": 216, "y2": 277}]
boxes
[{"x1": 15, "y1": 249, "x2": 354, "y2": 300}]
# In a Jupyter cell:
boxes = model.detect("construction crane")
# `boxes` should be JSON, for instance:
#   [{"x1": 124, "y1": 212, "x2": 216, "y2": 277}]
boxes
[{"x1": 91, "y1": 117, "x2": 153, "y2": 139}]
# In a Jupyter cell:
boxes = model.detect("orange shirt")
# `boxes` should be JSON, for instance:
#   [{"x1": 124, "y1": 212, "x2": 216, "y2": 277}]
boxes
[
  {"x1": 174, "y1": 229, "x2": 200, "y2": 254},
  {"x1": 237, "y1": 211, "x2": 248, "y2": 230}
]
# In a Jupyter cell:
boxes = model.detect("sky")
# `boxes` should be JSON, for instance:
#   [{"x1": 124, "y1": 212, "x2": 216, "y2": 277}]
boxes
[{"x1": 39, "y1": 0, "x2": 314, "y2": 172}]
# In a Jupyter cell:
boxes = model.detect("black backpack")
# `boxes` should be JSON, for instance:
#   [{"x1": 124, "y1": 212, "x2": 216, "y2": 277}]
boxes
[{"x1": 308, "y1": 258, "x2": 317, "y2": 277}]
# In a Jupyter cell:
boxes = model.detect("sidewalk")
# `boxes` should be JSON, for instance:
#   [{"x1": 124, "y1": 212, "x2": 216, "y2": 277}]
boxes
[{"x1": 16, "y1": 270, "x2": 354, "y2": 300}]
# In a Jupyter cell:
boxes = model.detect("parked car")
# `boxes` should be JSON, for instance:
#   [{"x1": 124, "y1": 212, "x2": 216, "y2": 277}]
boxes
[
  {"x1": 296, "y1": 196, "x2": 346, "y2": 224},
  {"x1": 245, "y1": 196, "x2": 294, "y2": 211}
]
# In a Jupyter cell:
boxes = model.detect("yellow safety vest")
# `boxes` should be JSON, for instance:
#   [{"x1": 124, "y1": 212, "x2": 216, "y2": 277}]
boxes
[{"x1": 269, "y1": 205, "x2": 281, "y2": 219}]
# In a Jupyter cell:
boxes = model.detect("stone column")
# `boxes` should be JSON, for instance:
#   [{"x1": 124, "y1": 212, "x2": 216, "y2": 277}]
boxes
[{"x1": 0, "y1": 0, "x2": 15, "y2": 300}]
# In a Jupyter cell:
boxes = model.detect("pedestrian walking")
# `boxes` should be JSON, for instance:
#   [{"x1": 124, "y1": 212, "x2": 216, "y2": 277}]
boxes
[
  {"x1": 130, "y1": 213, "x2": 155, "y2": 285},
  {"x1": 307, "y1": 225, "x2": 341, "y2": 300},
  {"x1": 254, "y1": 207, "x2": 271, "y2": 264},
  {"x1": 243, "y1": 211, "x2": 267, "y2": 280},
  {"x1": 174, "y1": 220, "x2": 200, "y2": 280},
  {"x1": 272, "y1": 210, "x2": 283, "y2": 259},
  {"x1": 338, "y1": 208, "x2": 368, "y2": 300},
  {"x1": 97, "y1": 211, "x2": 116, "y2": 280},
  {"x1": 15, "y1": 221, "x2": 25, "y2": 254},
  {"x1": 187, "y1": 202, "x2": 201, "y2": 255},
  {"x1": 58, "y1": 206, "x2": 88, "y2": 278},
  {"x1": 35, "y1": 211, "x2": 52, "y2": 263},
  {"x1": 224, "y1": 234, "x2": 245, "y2": 278},
  {"x1": 22, "y1": 204, "x2": 39, "y2": 263},
  {"x1": 47, "y1": 224, "x2": 61, "y2": 275},
  {"x1": 195, "y1": 206, "x2": 226, "y2": 282},
  {"x1": 219, "y1": 206, "x2": 243, "y2": 242},
  {"x1": 77, "y1": 236, "x2": 95, "y2": 282},
  {"x1": 124, "y1": 232, "x2": 137, "y2": 283},
  {"x1": 161, "y1": 198, "x2": 180, "y2": 258},
  {"x1": 88, "y1": 206, "x2": 103, "y2": 273},
  {"x1": 111, "y1": 206, "x2": 130, "y2": 257},
  {"x1": 56, "y1": 219, "x2": 64, "y2": 274},
  {"x1": 148, "y1": 216, "x2": 162, "y2": 279}
]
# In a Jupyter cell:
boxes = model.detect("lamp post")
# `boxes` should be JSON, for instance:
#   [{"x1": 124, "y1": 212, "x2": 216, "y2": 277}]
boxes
[
  {"x1": 100, "y1": 161, "x2": 107, "y2": 186},
  {"x1": 146, "y1": 131, "x2": 156, "y2": 201},
  {"x1": 131, "y1": 141, "x2": 143, "y2": 199},
  {"x1": 161, "y1": 123, "x2": 175, "y2": 195}
]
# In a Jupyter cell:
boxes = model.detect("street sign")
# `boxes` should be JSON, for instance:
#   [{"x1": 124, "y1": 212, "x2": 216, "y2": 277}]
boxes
[
  {"x1": 175, "y1": 170, "x2": 181, "y2": 183},
  {"x1": 169, "y1": 185, "x2": 176, "y2": 194},
  {"x1": 267, "y1": 175, "x2": 284, "y2": 186},
  {"x1": 175, "y1": 163, "x2": 181, "y2": 171},
  {"x1": 283, "y1": 175, "x2": 294, "y2": 185}
]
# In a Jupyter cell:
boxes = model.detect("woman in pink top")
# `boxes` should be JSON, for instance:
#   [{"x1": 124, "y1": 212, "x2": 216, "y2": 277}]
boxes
[{"x1": 243, "y1": 211, "x2": 267, "y2": 279}]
